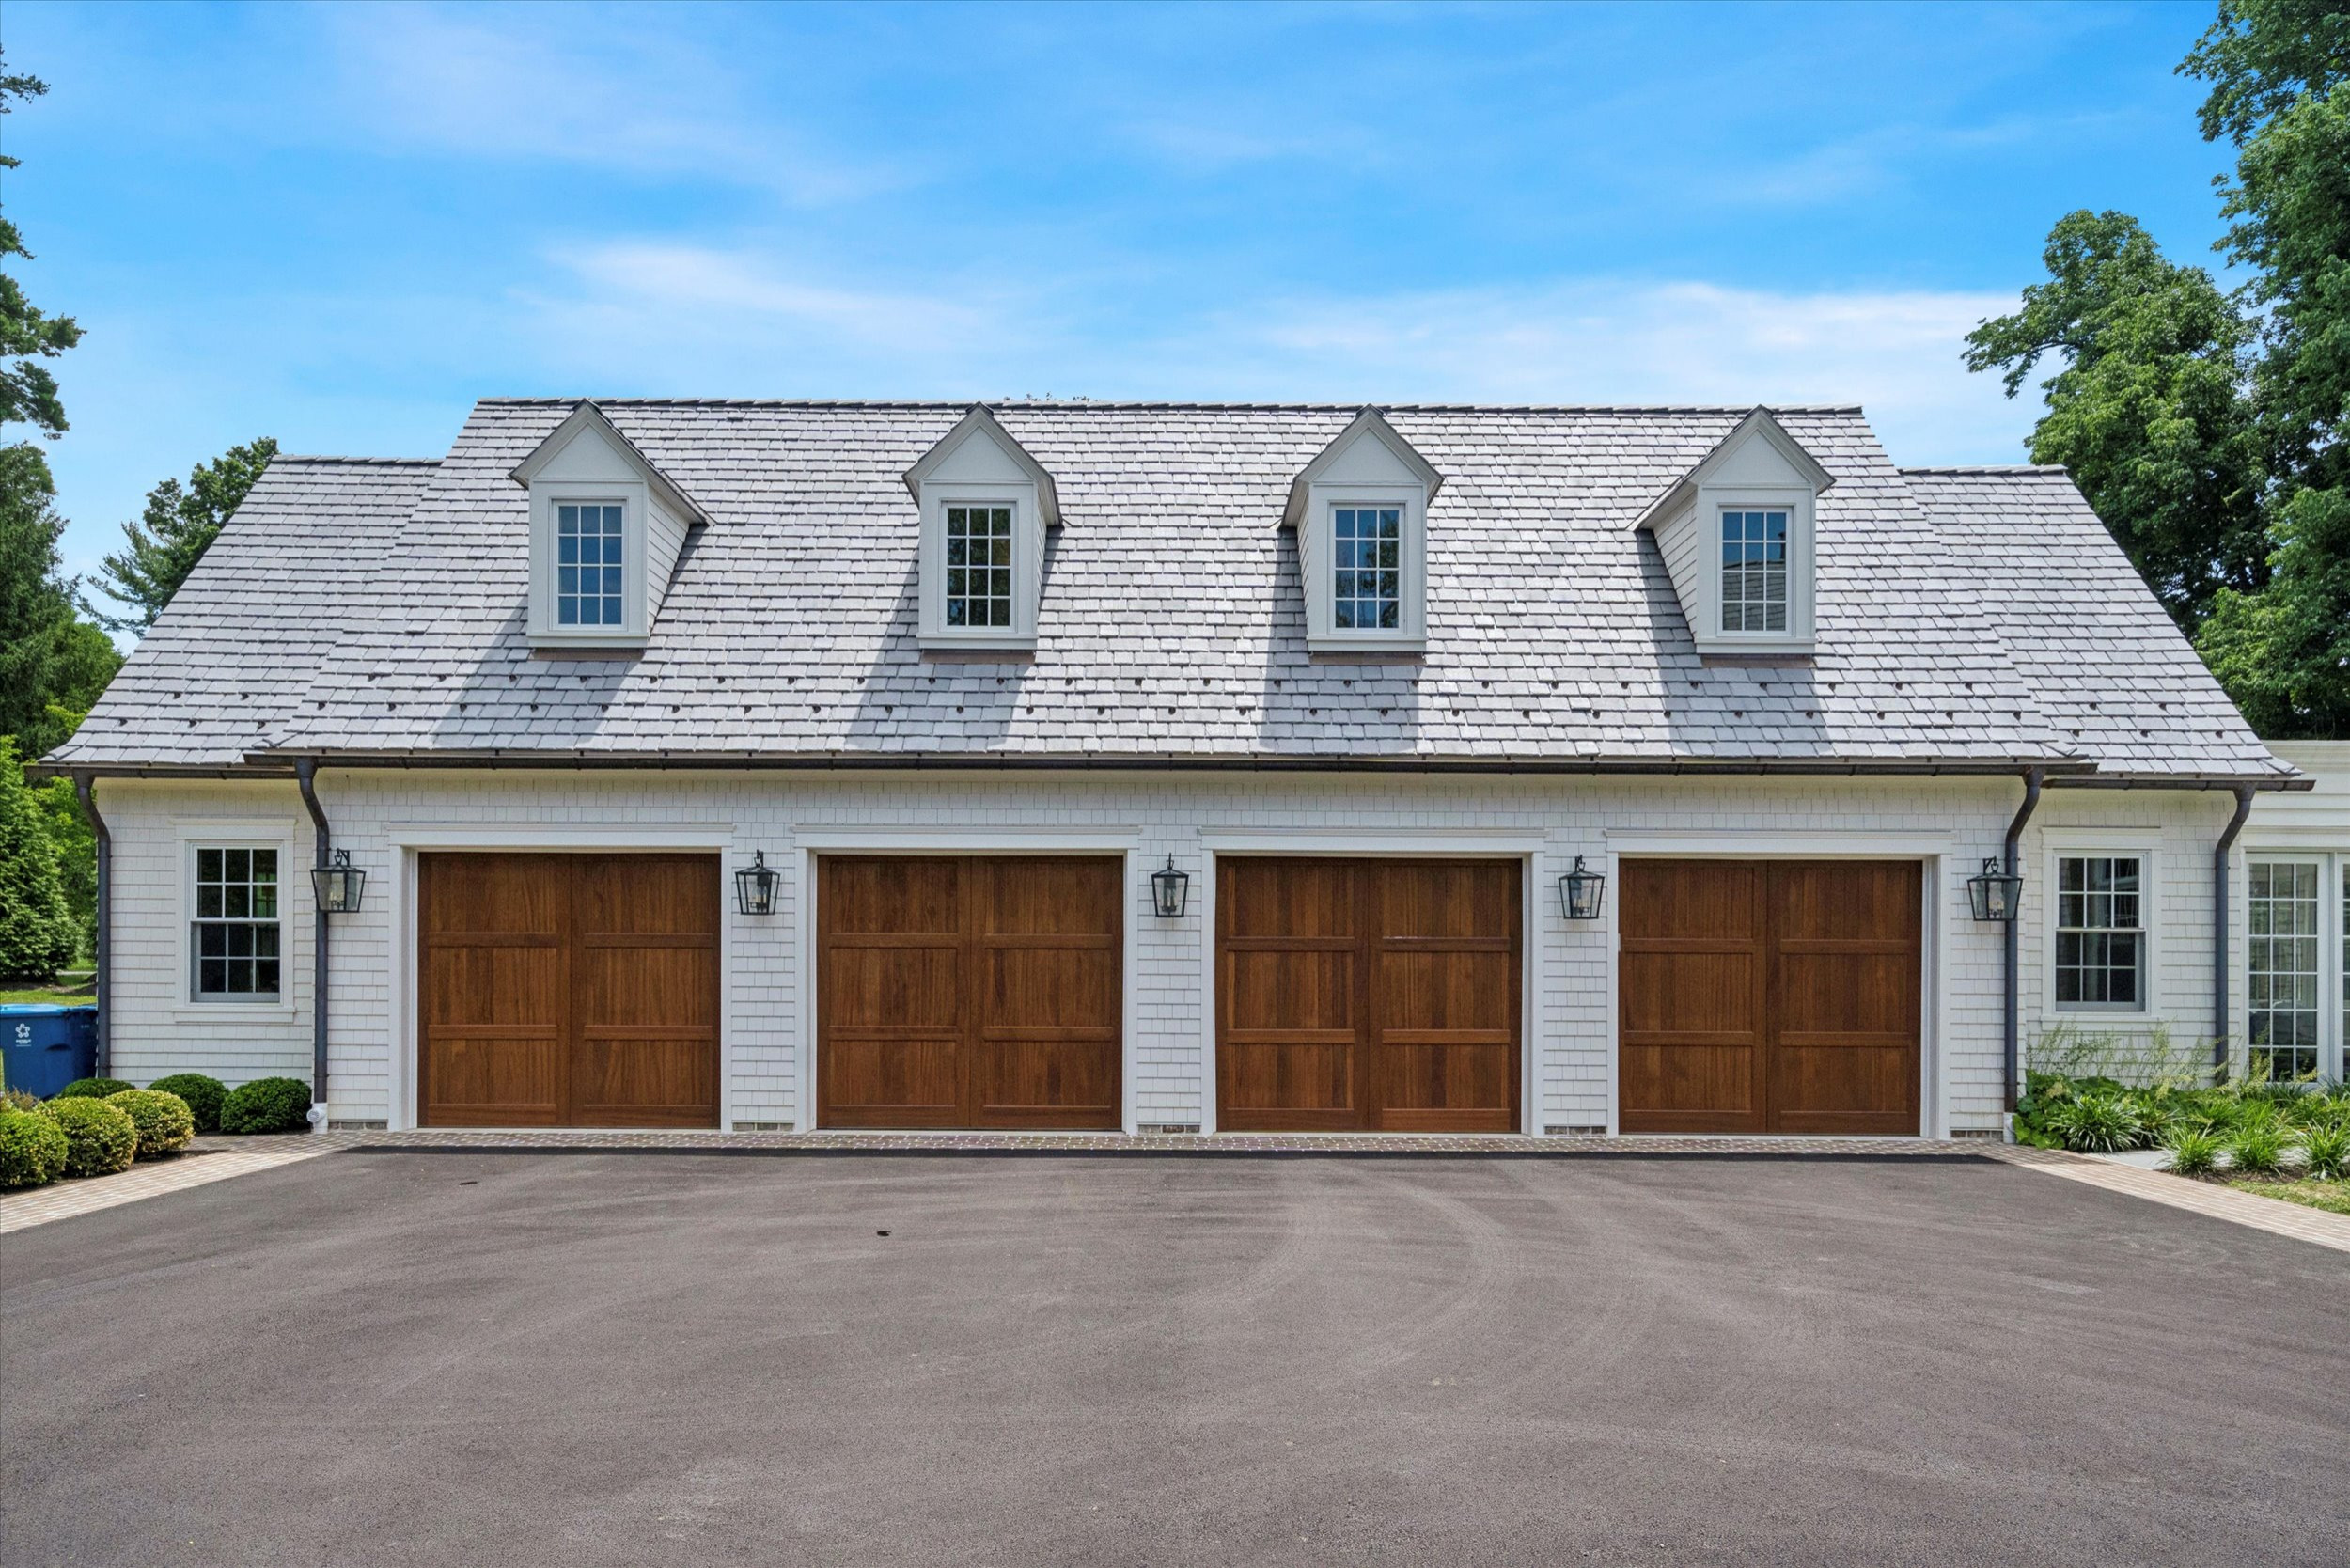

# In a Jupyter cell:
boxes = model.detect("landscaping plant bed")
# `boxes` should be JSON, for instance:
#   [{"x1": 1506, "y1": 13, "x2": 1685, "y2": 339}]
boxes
[{"x1": 2218, "y1": 1177, "x2": 2350, "y2": 1218}]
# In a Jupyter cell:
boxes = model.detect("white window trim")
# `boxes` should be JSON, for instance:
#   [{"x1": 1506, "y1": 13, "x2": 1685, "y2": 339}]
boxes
[
  {"x1": 1302, "y1": 481, "x2": 1427, "y2": 653},
  {"x1": 528, "y1": 478, "x2": 650, "y2": 647},
  {"x1": 917, "y1": 483, "x2": 1040, "y2": 649},
  {"x1": 2044, "y1": 841, "x2": 2159, "y2": 1020},
  {"x1": 180, "y1": 835, "x2": 296, "y2": 1013},
  {"x1": 1693, "y1": 482, "x2": 1815, "y2": 654},
  {"x1": 2241, "y1": 848, "x2": 2346, "y2": 1084}
]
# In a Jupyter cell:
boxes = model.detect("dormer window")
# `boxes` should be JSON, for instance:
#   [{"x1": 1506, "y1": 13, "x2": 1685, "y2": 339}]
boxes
[
  {"x1": 509, "y1": 401, "x2": 711, "y2": 652},
  {"x1": 556, "y1": 502, "x2": 626, "y2": 627},
  {"x1": 1633, "y1": 408, "x2": 1833, "y2": 657},
  {"x1": 1719, "y1": 507, "x2": 1789, "y2": 634},
  {"x1": 904, "y1": 405, "x2": 1060, "y2": 651},
  {"x1": 946, "y1": 503, "x2": 1015, "y2": 629},
  {"x1": 1284, "y1": 408, "x2": 1443, "y2": 655}
]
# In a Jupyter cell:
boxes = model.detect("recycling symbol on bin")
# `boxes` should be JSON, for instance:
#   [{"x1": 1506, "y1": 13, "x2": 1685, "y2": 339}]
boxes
[{"x1": 11, "y1": 1023, "x2": 27, "y2": 1046}]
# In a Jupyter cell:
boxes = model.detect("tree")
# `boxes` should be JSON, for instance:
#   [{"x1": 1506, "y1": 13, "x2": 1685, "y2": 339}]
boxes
[
  {"x1": 1964, "y1": 211, "x2": 2267, "y2": 628},
  {"x1": 0, "y1": 740, "x2": 73, "y2": 981},
  {"x1": 2179, "y1": 0, "x2": 2350, "y2": 736},
  {"x1": 90, "y1": 438, "x2": 278, "y2": 632},
  {"x1": 0, "y1": 445, "x2": 119, "y2": 760},
  {"x1": 0, "y1": 57, "x2": 81, "y2": 441}
]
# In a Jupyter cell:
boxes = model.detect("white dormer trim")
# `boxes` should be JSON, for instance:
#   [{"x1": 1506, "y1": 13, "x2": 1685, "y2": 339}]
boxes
[
  {"x1": 509, "y1": 401, "x2": 709, "y2": 651},
  {"x1": 1284, "y1": 408, "x2": 1443, "y2": 654},
  {"x1": 1632, "y1": 407, "x2": 1833, "y2": 657},
  {"x1": 903, "y1": 405, "x2": 1058, "y2": 650}
]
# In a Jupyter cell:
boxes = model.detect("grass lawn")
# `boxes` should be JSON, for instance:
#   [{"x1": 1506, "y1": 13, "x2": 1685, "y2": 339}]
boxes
[
  {"x1": 2224, "y1": 1177, "x2": 2350, "y2": 1217},
  {"x1": 0, "y1": 979, "x2": 95, "y2": 1007}
]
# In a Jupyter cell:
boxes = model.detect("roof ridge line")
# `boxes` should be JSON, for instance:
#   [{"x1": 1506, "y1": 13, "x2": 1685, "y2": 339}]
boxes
[
  {"x1": 472, "y1": 397, "x2": 1870, "y2": 414},
  {"x1": 1900, "y1": 463, "x2": 2069, "y2": 475},
  {"x1": 274, "y1": 455, "x2": 444, "y2": 466}
]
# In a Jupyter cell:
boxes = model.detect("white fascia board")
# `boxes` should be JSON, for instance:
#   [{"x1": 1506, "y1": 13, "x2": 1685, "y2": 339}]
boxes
[{"x1": 509, "y1": 400, "x2": 713, "y2": 528}]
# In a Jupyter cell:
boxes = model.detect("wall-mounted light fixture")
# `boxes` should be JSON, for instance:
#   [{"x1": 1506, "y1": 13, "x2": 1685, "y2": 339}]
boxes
[
  {"x1": 1151, "y1": 855, "x2": 1191, "y2": 919},
  {"x1": 1967, "y1": 857, "x2": 2022, "y2": 922},
  {"x1": 735, "y1": 851, "x2": 781, "y2": 917},
  {"x1": 310, "y1": 848, "x2": 367, "y2": 914},
  {"x1": 1559, "y1": 855, "x2": 1606, "y2": 921}
]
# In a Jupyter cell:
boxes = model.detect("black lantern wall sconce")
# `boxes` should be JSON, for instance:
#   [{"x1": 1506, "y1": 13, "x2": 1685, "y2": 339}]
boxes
[
  {"x1": 1967, "y1": 857, "x2": 2023, "y2": 922},
  {"x1": 311, "y1": 849, "x2": 367, "y2": 914},
  {"x1": 1151, "y1": 855, "x2": 1191, "y2": 919},
  {"x1": 735, "y1": 851, "x2": 781, "y2": 917},
  {"x1": 1559, "y1": 855, "x2": 1606, "y2": 921}
]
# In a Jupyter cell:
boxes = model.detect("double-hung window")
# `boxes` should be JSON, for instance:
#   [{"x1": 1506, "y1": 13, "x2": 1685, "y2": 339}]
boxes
[
  {"x1": 1719, "y1": 508, "x2": 1790, "y2": 634},
  {"x1": 945, "y1": 504, "x2": 1013, "y2": 628},
  {"x1": 2055, "y1": 855, "x2": 2144, "y2": 1011},
  {"x1": 556, "y1": 502, "x2": 626, "y2": 628},
  {"x1": 192, "y1": 847, "x2": 281, "y2": 1002},
  {"x1": 1332, "y1": 506, "x2": 1402, "y2": 632}
]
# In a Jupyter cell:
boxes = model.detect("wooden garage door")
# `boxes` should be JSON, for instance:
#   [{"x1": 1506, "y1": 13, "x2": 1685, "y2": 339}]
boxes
[
  {"x1": 818, "y1": 856, "x2": 1122, "y2": 1130},
  {"x1": 1217, "y1": 858, "x2": 1521, "y2": 1133},
  {"x1": 1619, "y1": 859, "x2": 1920, "y2": 1135},
  {"x1": 420, "y1": 854, "x2": 720, "y2": 1128}
]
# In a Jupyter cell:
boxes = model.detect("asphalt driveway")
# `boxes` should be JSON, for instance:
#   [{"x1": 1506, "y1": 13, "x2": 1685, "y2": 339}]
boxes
[{"x1": 4, "y1": 1151, "x2": 2344, "y2": 1567}]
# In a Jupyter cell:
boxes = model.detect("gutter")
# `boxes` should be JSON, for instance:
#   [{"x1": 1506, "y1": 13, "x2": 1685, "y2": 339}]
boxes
[
  {"x1": 295, "y1": 759, "x2": 330, "y2": 1123},
  {"x1": 70, "y1": 773, "x2": 109, "y2": 1078},
  {"x1": 2002, "y1": 768, "x2": 2044, "y2": 1113},
  {"x1": 2211, "y1": 784, "x2": 2257, "y2": 1079}
]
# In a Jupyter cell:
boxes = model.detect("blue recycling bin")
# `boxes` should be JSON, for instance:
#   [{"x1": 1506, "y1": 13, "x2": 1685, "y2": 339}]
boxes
[{"x1": 0, "y1": 1004, "x2": 99, "y2": 1099}]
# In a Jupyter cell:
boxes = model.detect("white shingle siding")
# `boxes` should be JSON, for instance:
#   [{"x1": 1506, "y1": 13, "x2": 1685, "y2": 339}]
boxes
[{"x1": 92, "y1": 770, "x2": 2246, "y2": 1135}]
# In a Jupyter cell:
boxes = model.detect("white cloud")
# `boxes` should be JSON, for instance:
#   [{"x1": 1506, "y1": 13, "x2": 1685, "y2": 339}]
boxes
[{"x1": 515, "y1": 243, "x2": 2033, "y2": 463}]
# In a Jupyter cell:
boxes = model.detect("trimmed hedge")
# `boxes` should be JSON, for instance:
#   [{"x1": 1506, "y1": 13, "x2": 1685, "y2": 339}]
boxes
[
  {"x1": 55, "y1": 1077, "x2": 135, "y2": 1100},
  {"x1": 36, "y1": 1096, "x2": 137, "y2": 1178},
  {"x1": 107, "y1": 1089, "x2": 195, "y2": 1159},
  {"x1": 0, "y1": 1105, "x2": 70, "y2": 1188},
  {"x1": 148, "y1": 1073, "x2": 227, "y2": 1135},
  {"x1": 219, "y1": 1076, "x2": 312, "y2": 1136}
]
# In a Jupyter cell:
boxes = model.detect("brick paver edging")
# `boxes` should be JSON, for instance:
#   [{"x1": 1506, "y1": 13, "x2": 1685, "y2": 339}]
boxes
[
  {"x1": 1982, "y1": 1143, "x2": 2350, "y2": 1256},
  {"x1": 0, "y1": 1133, "x2": 362, "y2": 1234}
]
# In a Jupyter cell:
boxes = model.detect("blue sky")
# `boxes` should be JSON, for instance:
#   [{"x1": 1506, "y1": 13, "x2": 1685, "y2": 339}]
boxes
[{"x1": 6, "y1": 1, "x2": 2233, "y2": 586}]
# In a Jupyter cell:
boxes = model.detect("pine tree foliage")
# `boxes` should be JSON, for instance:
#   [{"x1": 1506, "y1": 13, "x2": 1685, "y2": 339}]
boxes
[
  {"x1": 0, "y1": 740, "x2": 73, "y2": 981},
  {"x1": 91, "y1": 438, "x2": 278, "y2": 633}
]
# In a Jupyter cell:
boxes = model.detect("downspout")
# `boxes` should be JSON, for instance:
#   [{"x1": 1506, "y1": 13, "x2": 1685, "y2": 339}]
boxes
[
  {"x1": 71, "y1": 773, "x2": 109, "y2": 1079},
  {"x1": 295, "y1": 759, "x2": 330, "y2": 1122},
  {"x1": 2211, "y1": 784, "x2": 2256, "y2": 1081},
  {"x1": 2003, "y1": 767, "x2": 2044, "y2": 1113}
]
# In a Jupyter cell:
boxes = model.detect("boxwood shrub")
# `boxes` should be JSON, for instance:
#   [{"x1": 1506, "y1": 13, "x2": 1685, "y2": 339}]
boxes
[
  {"x1": 148, "y1": 1073, "x2": 228, "y2": 1135},
  {"x1": 55, "y1": 1076, "x2": 135, "y2": 1100},
  {"x1": 219, "y1": 1076, "x2": 313, "y2": 1136},
  {"x1": 106, "y1": 1089, "x2": 195, "y2": 1159},
  {"x1": 36, "y1": 1096, "x2": 137, "y2": 1178},
  {"x1": 0, "y1": 1105, "x2": 70, "y2": 1188}
]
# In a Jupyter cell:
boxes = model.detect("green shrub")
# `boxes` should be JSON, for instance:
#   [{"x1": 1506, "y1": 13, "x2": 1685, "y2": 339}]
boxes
[
  {"x1": 2162, "y1": 1125, "x2": 2223, "y2": 1176},
  {"x1": 55, "y1": 1076, "x2": 135, "y2": 1100},
  {"x1": 218, "y1": 1076, "x2": 312, "y2": 1136},
  {"x1": 35, "y1": 1095, "x2": 136, "y2": 1177},
  {"x1": 2227, "y1": 1121, "x2": 2290, "y2": 1176},
  {"x1": 2044, "y1": 1092, "x2": 2148, "y2": 1152},
  {"x1": 148, "y1": 1073, "x2": 227, "y2": 1135},
  {"x1": 1, "y1": 1086, "x2": 39, "y2": 1113},
  {"x1": 2299, "y1": 1123, "x2": 2349, "y2": 1182},
  {"x1": 0, "y1": 1105, "x2": 69, "y2": 1187},
  {"x1": 105, "y1": 1089, "x2": 194, "y2": 1159}
]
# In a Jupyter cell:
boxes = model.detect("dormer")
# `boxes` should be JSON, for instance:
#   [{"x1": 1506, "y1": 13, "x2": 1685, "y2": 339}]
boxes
[
  {"x1": 1282, "y1": 407, "x2": 1443, "y2": 655},
  {"x1": 509, "y1": 401, "x2": 710, "y2": 651},
  {"x1": 1633, "y1": 407, "x2": 1834, "y2": 657},
  {"x1": 902, "y1": 405, "x2": 1059, "y2": 651}
]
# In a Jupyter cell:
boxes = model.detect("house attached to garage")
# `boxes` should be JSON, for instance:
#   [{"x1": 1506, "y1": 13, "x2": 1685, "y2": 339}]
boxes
[{"x1": 41, "y1": 398, "x2": 2311, "y2": 1137}]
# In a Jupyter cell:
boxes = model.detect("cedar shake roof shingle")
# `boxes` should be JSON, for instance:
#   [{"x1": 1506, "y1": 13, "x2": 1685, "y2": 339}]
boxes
[{"x1": 46, "y1": 400, "x2": 2291, "y2": 780}]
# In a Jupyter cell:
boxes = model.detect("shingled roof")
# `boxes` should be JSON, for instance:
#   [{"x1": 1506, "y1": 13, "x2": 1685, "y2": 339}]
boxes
[{"x1": 46, "y1": 400, "x2": 2291, "y2": 780}]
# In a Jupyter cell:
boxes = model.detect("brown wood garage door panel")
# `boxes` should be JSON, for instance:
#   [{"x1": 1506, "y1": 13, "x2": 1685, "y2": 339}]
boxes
[
  {"x1": 1217, "y1": 858, "x2": 1521, "y2": 1134},
  {"x1": 420, "y1": 854, "x2": 719, "y2": 1129},
  {"x1": 1618, "y1": 859, "x2": 1919, "y2": 1136},
  {"x1": 818, "y1": 856, "x2": 1122, "y2": 1130}
]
